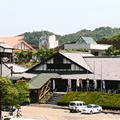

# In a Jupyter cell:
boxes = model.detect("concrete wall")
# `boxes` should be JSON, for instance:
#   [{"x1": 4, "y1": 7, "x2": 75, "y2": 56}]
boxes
[{"x1": 48, "y1": 35, "x2": 58, "y2": 49}]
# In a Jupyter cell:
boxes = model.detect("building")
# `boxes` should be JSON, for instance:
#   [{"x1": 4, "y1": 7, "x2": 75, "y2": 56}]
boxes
[
  {"x1": 21, "y1": 51, "x2": 120, "y2": 102},
  {"x1": 2, "y1": 51, "x2": 120, "y2": 102},
  {"x1": 0, "y1": 42, "x2": 13, "y2": 62},
  {"x1": 39, "y1": 35, "x2": 58, "y2": 49},
  {"x1": 62, "y1": 36, "x2": 111, "y2": 56},
  {"x1": 97, "y1": 40, "x2": 120, "y2": 50},
  {"x1": 0, "y1": 36, "x2": 36, "y2": 52},
  {"x1": 0, "y1": 60, "x2": 28, "y2": 77}
]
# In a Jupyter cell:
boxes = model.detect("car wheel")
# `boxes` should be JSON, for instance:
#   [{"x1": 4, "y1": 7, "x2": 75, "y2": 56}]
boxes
[
  {"x1": 90, "y1": 110, "x2": 93, "y2": 114},
  {"x1": 98, "y1": 110, "x2": 101, "y2": 113},
  {"x1": 70, "y1": 110, "x2": 72, "y2": 113},
  {"x1": 76, "y1": 109, "x2": 80, "y2": 113}
]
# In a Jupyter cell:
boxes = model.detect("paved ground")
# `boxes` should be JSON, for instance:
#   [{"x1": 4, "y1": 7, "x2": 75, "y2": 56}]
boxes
[{"x1": 2, "y1": 104, "x2": 120, "y2": 120}]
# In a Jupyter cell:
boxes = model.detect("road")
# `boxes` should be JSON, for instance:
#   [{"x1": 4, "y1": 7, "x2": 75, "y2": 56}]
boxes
[{"x1": 2, "y1": 104, "x2": 120, "y2": 120}]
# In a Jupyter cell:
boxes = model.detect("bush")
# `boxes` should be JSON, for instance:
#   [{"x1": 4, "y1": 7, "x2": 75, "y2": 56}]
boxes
[
  {"x1": 57, "y1": 92, "x2": 120, "y2": 110},
  {"x1": 4, "y1": 118, "x2": 10, "y2": 120}
]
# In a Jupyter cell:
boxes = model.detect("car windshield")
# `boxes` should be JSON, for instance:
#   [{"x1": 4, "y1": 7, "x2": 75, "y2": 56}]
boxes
[
  {"x1": 87, "y1": 105, "x2": 92, "y2": 108},
  {"x1": 83, "y1": 103, "x2": 86, "y2": 105},
  {"x1": 70, "y1": 103, "x2": 75, "y2": 106},
  {"x1": 93, "y1": 106, "x2": 98, "y2": 108}
]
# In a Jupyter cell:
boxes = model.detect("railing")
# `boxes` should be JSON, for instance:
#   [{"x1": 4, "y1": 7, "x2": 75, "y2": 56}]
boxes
[
  {"x1": 78, "y1": 88, "x2": 120, "y2": 94},
  {"x1": 38, "y1": 80, "x2": 51, "y2": 102}
]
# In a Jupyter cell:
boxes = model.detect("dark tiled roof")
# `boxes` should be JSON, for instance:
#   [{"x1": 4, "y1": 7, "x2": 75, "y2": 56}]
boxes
[{"x1": 97, "y1": 41, "x2": 120, "y2": 50}]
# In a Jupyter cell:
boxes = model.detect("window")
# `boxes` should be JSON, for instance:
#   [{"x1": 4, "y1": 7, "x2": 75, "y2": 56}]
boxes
[
  {"x1": 70, "y1": 103, "x2": 75, "y2": 106},
  {"x1": 80, "y1": 103, "x2": 82, "y2": 106},
  {"x1": 54, "y1": 54, "x2": 63, "y2": 63},
  {"x1": 77, "y1": 103, "x2": 79, "y2": 106},
  {"x1": 47, "y1": 64, "x2": 71, "y2": 69}
]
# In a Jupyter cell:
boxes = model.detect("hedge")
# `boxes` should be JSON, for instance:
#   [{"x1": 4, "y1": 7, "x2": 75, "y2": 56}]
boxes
[{"x1": 57, "y1": 92, "x2": 120, "y2": 110}]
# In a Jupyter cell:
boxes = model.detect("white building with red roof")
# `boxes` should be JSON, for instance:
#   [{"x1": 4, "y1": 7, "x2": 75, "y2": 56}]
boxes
[{"x1": 0, "y1": 36, "x2": 36, "y2": 52}]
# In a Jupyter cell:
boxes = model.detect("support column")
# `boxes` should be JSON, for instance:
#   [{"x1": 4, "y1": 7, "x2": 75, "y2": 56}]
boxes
[
  {"x1": 53, "y1": 80, "x2": 55, "y2": 91},
  {"x1": 67, "y1": 79, "x2": 71, "y2": 92}
]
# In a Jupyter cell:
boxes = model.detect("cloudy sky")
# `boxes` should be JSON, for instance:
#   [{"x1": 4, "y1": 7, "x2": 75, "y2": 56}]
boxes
[{"x1": 0, "y1": 0, "x2": 120, "y2": 36}]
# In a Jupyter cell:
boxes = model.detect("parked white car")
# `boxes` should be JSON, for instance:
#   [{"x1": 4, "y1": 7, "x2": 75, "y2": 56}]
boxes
[
  {"x1": 69, "y1": 101, "x2": 86, "y2": 112},
  {"x1": 81, "y1": 104, "x2": 102, "y2": 114}
]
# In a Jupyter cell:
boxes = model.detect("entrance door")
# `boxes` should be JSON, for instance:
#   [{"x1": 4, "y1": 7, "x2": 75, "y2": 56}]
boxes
[
  {"x1": 30, "y1": 90, "x2": 38, "y2": 103},
  {"x1": 55, "y1": 79, "x2": 68, "y2": 92}
]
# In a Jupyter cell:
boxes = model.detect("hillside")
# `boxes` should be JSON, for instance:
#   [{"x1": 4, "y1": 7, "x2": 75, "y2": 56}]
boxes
[{"x1": 19, "y1": 27, "x2": 120, "y2": 46}]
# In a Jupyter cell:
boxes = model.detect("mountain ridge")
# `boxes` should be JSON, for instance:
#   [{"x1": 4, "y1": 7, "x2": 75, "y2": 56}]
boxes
[{"x1": 19, "y1": 26, "x2": 120, "y2": 46}]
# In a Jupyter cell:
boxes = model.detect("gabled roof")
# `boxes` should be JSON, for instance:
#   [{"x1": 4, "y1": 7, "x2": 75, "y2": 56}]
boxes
[
  {"x1": 6, "y1": 63, "x2": 28, "y2": 73},
  {"x1": 76, "y1": 36, "x2": 97, "y2": 44},
  {"x1": 60, "y1": 51, "x2": 93, "y2": 72},
  {"x1": 0, "y1": 36, "x2": 35, "y2": 51},
  {"x1": 26, "y1": 51, "x2": 93, "y2": 73},
  {"x1": 0, "y1": 36, "x2": 24, "y2": 47},
  {"x1": 8, "y1": 73, "x2": 37, "y2": 79},
  {"x1": 28, "y1": 73, "x2": 61, "y2": 89},
  {"x1": 1, "y1": 63, "x2": 28, "y2": 77}
]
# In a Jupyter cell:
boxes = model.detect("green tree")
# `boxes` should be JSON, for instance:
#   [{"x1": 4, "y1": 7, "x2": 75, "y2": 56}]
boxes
[
  {"x1": 0, "y1": 77, "x2": 30, "y2": 116},
  {"x1": 35, "y1": 48, "x2": 56, "y2": 61},
  {"x1": 13, "y1": 50, "x2": 26, "y2": 63},
  {"x1": 19, "y1": 27, "x2": 120, "y2": 46},
  {"x1": 25, "y1": 50, "x2": 33, "y2": 61},
  {"x1": 13, "y1": 51, "x2": 20, "y2": 63},
  {"x1": 14, "y1": 82, "x2": 30, "y2": 116},
  {"x1": 19, "y1": 50, "x2": 26, "y2": 62},
  {"x1": 105, "y1": 45, "x2": 116, "y2": 56},
  {"x1": 105, "y1": 45, "x2": 120, "y2": 56}
]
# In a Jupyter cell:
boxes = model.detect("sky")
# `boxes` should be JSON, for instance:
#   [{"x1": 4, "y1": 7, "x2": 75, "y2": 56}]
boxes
[{"x1": 0, "y1": 0, "x2": 120, "y2": 37}]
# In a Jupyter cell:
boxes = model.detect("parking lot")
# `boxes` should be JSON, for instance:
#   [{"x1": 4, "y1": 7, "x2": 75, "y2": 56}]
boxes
[{"x1": 3, "y1": 104, "x2": 120, "y2": 120}]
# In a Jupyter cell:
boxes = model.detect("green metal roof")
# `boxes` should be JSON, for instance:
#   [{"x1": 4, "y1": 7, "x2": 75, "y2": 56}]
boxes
[
  {"x1": 76, "y1": 36, "x2": 97, "y2": 44},
  {"x1": 28, "y1": 73, "x2": 61, "y2": 89}
]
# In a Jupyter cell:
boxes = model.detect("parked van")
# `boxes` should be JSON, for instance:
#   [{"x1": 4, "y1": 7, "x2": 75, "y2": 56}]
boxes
[{"x1": 69, "y1": 101, "x2": 86, "y2": 112}]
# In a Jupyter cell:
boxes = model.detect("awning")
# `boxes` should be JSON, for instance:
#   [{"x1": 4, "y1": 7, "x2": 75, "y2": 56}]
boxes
[{"x1": 28, "y1": 73, "x2": 61, "y2": 89}]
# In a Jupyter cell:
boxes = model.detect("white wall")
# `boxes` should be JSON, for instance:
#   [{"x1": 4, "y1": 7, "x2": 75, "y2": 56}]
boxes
[
  {"x1": 90, "y1": 44, "x2": 111, "y2": 50},
  {"x1": 4, "y1": 49, "x2": 13, "y2": 53},
  {"x1": 48, "y1": 35, "x2": 58, "y2": 49},
  {"x1": 14, "y1": 42, "x2": 30, "y2": 50},
  {"x1": 0, "y1": 47, "x2": 4, "y2": 52},
  {"x1": 64, "y1": 44, "x2": 90, "y2": 49},
  {"x1": 2, "y1": 64, "x2": 11, "y2": 77}
]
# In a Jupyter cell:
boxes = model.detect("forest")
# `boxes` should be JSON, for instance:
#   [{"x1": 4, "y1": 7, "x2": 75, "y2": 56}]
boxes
[{"x1": 19, "y1": 27, "x2": 120, "y2": 46}]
